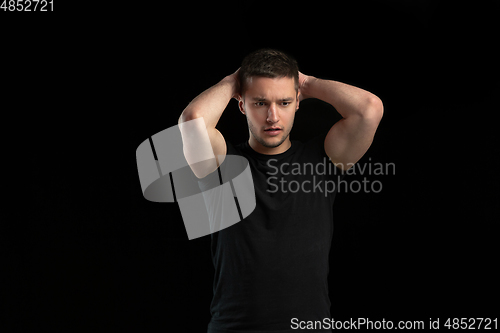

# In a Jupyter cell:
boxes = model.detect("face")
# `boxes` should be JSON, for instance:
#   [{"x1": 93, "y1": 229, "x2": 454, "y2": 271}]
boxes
[{"x1": 239, "y1": 76, "x2": 299, "y2": 154}]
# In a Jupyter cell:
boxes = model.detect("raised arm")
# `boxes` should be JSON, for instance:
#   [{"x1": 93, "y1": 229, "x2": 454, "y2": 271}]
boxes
[
  {"x1": 178, "y1": 69, "x2": 240, "y2": 178},
  {"x1": 298, "y1": 73, "x2": 383, "y2": 171}
]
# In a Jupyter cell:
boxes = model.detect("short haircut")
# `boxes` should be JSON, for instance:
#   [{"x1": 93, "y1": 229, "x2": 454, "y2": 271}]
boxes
[{"x1": 239, "y1": 48, "x2": 299, "y2": 96}]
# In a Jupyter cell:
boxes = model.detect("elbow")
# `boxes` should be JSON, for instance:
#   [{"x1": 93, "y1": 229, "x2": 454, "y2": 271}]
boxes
[
  {"x1": 179, "y1": 107, "x2": 202, "y2": 124},
  {"x1": 363, "y1": 94, "x2": 384, "y2": 123}
]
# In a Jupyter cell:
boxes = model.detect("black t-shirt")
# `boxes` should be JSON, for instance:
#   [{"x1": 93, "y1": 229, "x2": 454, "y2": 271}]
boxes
[{"x1": 206, "y1": 133, "x2": 344, "y2": 333}]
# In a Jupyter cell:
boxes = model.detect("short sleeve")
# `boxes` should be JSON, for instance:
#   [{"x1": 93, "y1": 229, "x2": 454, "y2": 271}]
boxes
[{"x1": 304, "y1": 130, "x2": 346, "y2": 181}]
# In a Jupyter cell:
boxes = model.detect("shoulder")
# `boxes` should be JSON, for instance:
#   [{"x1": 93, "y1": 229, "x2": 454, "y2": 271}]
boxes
[
  {"x1": 299, "y1": 131, "x2": 330, "y2": 159},
  {"x1": 227, "y1": 140, "x2": 247, "y2": 157},
  {"x1": 297, "y1": 132, "x2": 345, "y2": 175}
]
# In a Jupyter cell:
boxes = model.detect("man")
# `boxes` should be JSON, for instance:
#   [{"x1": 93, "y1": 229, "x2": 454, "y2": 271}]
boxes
[{"x1": 179, "y1": 49, "x2": 383, "y2": 332}]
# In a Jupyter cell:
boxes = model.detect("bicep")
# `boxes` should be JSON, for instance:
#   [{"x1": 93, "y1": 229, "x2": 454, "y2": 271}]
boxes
[
  {"x1": 179, "y1": 117, "x2": 227, "y2": 178},
  {"x1": 208, "y1": 127, "x2": 227, "y2": 168},
  {"x1": 188, "y1": 127, "x2": 226, "y2": 179},
  {"x1": 324, "y1": 112, "x2": 382, "y2": 171}
]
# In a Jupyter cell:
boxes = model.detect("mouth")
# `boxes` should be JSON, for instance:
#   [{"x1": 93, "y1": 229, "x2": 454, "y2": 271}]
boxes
[{"x1": 264, "y1": 127, "x2": 282, "y2": 136}]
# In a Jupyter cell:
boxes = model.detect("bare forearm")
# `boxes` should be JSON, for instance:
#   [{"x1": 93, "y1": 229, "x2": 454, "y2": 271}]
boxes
[
  {"x1": 179, "y1": 76, "x2": 237, "y2": 128},
  {"x1": 301, "y1": 77, "x2": 383, "y2": 119}
]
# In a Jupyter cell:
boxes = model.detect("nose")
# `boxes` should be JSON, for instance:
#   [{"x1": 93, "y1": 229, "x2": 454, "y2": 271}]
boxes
[{"x1": 267, "y1": 103, "x2": 279, "y2": 123}]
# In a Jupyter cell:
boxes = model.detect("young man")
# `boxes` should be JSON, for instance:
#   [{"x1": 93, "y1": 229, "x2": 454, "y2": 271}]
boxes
[{"x1": 179, "y1": 49, "x2": 383, "y2": 332}]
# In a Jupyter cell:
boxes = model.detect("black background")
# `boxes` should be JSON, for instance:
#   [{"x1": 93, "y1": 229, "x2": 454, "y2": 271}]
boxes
[{"x1": 6, "y1": 1, "x2": 499, "y2": 331}]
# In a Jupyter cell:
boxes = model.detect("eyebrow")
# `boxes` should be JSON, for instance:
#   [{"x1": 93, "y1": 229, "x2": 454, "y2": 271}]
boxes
[{"x1": 251, "y1": 97, "x2": 294, "y2": 102}]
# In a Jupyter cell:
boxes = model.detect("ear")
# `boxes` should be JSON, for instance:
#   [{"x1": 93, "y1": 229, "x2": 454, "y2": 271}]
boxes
[
  {"x1": 238, "y1": 97, "x2": 245, "y2": 115},
  {"x1": 296, "y1": 91, "x2": 300, "y2": 112}
]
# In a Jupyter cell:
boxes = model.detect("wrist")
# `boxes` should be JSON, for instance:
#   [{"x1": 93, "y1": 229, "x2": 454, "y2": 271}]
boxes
[
  {"x1": 299, "y1": 75, "x2": 316, "y2": 100},
  {"x1": 222, "y1": 75, "x2": 240, "y2": 100}
]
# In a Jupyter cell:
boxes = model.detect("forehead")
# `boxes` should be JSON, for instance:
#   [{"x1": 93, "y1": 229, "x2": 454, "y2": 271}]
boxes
[{"x1": 244, "y1": 76, "x2": 296, "y2": 99}]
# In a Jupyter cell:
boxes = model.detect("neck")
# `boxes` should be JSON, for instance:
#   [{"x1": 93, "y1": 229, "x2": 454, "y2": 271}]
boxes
[{"x1": 248, "y1": 136, "x2": 291, "y2": 155}]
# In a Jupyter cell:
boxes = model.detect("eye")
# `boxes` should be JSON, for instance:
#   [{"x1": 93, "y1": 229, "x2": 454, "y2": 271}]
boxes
[
  {"x1": 281, "y1": 102, "x2": 290, "y2": 107},
  {"x1": 255, "y1": 102, "x2": 266, "y2": 107}
]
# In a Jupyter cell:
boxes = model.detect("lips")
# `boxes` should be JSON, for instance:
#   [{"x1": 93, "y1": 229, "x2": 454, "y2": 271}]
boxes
[{"x1": 264, "y1": 127, "x2": 282, "y2": 137}]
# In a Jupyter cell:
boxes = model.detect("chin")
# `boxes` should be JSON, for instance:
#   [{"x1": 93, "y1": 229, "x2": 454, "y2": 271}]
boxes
[
  {"x1": 259, "y1": 135, "x2": 286, "y2": 148},
  {"x1": 263, "y1": 142, "x2": 282, "y2": 149}
]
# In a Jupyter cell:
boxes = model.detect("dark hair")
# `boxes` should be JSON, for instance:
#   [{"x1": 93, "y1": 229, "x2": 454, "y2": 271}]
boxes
[{"x1": 239, "y1": 48, "x2": 299, "y2": 96}]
